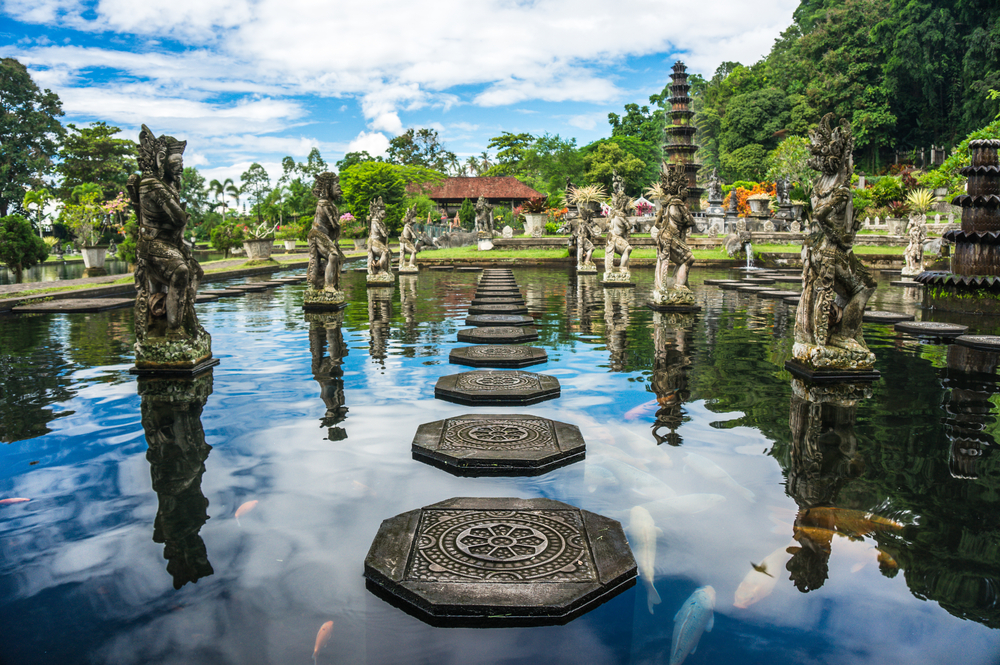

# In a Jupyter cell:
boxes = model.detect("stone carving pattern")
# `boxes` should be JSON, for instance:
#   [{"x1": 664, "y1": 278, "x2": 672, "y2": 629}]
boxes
[
  {"x1": 406, "y1": 509, "x2": 595, "y2": 582},
  {"x1": 455, "y1": 371, "x2": 542, "y2": 391},
  {"x1": 466, "y1": 326, "x2": 528, "y2": 337},
  {"x1": 440, "y1": 418, "x2": 556, "y2": 451},
  {"x1": 462, "y1": 345, "x2": 534, "y2": 359}
]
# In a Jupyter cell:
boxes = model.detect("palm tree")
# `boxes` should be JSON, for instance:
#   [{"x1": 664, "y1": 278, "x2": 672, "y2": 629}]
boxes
[
  {"x1": 209, "y1": 178, "x2": 236, "y2": 222},
  {"x1": 22, "y1": 188, "x2": 53, "y2": 238},
  {"x1": 225, "y1": 180, "x2": 240, "y2": 216}
]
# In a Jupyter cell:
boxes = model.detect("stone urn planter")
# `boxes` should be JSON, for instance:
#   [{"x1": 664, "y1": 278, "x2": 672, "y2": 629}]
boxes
[
  {"x1": 747, "y1": 198, "x2": 770, "y2": 215},
  {"x1": 354, "y1": 238, "x2": 366, "y2": 251},
  {"x1": 242, "y1": 238, "x2": 274, "y2": 260},
  {"x1": 886, "y1": 218, "x2": 907, "y2": 235},
  {"x1": 283, "y1": 240, "x2": 297, "y2": 251},
  {"x1": 80, "y1": 244, "x2": 109, "y2": 269},
  {"x1": 523, "y1": 213, "x2": 546, "y2": 238}
]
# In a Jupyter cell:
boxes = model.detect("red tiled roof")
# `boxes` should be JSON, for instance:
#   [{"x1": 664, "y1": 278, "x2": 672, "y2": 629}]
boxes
[{"x1": 418, "y1": 177, "x2": 544, "y2": 202}]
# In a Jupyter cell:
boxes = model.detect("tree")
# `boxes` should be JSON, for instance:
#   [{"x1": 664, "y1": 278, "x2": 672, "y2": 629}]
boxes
[
  {"x1": 765, "y1": 136, "x2": 813, "y2": 187},
  {"x1": 582, "y1": 140, "x2": 648, "y2": 194},
  {"x1": 336, "y1": 151, "x2": 377, "y2": 172},
  {"x1": 0, "y1": 214, "x2": 49, "y2": 283},
  {"x1": 22, "y1": 188, "x2": 53, "y2": 236},
  {"x1": 339, "y1": 161, "x2": 407, "y2": 235},
  {"x1": 57, "y1": 121, "x2": 137, "y2": 200},
  {"x1": 484, "y1": 132, "x2": 535, "y2": 177},
  {"x1": 299, "y1": 148, "x2": 328, "y2": 180},
  {"x1": 0, "y1": 58, "x2": 64, "y2": 217},
  {"x1": 240, "y1": 163, "x2": 272, "y2": 225},
  {"x1": 208, "y1": 178, "x2": 235, "y2": 221},
  {"x1": 721, "y1": 144, "x2": 769, "y2": 182},
  {"x1": 387, "y1": 128, "x2": 457, "y2": 172},
  {"x1": 179, "y1": 167, "x2": 210, "y2": 228},
  {"x1": 209, "y1": 220, "x2": 245, "y2": 259},
  {"x1": 458, "y1": 198, "x2": 476, "y2": 228}
]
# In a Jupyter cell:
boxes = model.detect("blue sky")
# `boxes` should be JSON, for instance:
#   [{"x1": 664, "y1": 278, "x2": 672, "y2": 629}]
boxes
[{"x1": 2, "y1": 0, "x2": 798, "y2": 187}]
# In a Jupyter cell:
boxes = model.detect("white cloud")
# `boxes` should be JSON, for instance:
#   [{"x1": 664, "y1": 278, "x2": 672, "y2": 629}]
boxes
[
  {"x1": 346, "y1": 131, "x2": 390, "y2": 158},
  {"x1": 567, "y1": 111, "x2": 608, "y2": 131}
]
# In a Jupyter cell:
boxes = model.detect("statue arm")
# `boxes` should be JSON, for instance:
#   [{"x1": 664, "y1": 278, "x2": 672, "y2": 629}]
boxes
[{"x1": 148, "y1": 181, "x2": 188, "y2": 228}]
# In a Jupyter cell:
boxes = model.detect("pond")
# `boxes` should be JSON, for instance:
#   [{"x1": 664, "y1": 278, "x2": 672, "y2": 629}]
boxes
[
  {"x1": 1, "y1": 267, "x2": 998, "y2": 664},
  {"x1": 0, "y1": 253, "x2": 228, "y2": 285}
]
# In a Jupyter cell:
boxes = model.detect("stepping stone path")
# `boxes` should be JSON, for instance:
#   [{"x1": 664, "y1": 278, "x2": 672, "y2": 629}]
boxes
[
  {"x1": 364, "y1": 497, "x2": 636, "y2": 626},
  {"x1": 194, "y1": 294, "x2": 220, "y2": 303},
  {"x1": 741, "y1": 277, "x2": 776, "y2": 284},
  {"x1": 956, "y1": 335, "x2": 1000, "y2": 352},
  {"x1": 471, "y1": 297, "x2": 525, "y2": 305},
  {"x1": 736, "y1": 285, "x2": 778, "y2": 293},
  {"x1": 468, "y1": 304, "x2": 528, "y2": 315},
  {"x1": 894, "y1": 321, "x2": 969, "y2": 338},
  {"x1": 450, "y1": 345, "x2": 547, "y2": 368},
  {"x1": 201, "y1": 289, "x2": 243, "y2": 297},
  {"x1": 784, "y1": 296, "x2": 800, "y2": 305},
  {"x1": 428, "y1": 266, "x2": 454, "y2": 271},
  {"x1": 890, "y1": 281, "x2": 922, "y2": 287},
  {"x1": 464, "y1": 314, "x2": 534, "y2": 327},
  {"x1": 435, "y1": 369, "x2": 560, "y2": 406},
  {"x1": 862, "y1": 310, "x2": 915, "y2": 323},
  {"x1": 718, "y1": 282, "x2": 745, "y2": 290},
  {"x1": 456, "y1": 267, "x2": 484, "y2": 272},
  {"x1": 703, "y1": 279, "x2": 741, "y2": 286}
]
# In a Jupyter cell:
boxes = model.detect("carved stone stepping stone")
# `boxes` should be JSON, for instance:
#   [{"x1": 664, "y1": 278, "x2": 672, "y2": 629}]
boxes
[
  {"x1": 894, "y1": 321, "x2": 968, "y2": 338},
  {"x1": 773, "y1": 275, "x2": 803, "y2": 283},
  {"x1": 272, "y1": 276, "x2": 303, "y2": 283},
  {"x1": 429, "y1": 266, "x2": 454, "y2": 271},
  {"x1": 468, "y1": 303, "x2": 529, "y2": 315},
  {"x1": 784, "y1": 296, "x2": 800, "y2": 305},
  {"x1": 479, "y1": 281, "x2": 517, "y2": 287},
  {"x1": 465, "y1": 314, "x2": 534, "y2": 327},
  {"x1": 450, "y1": 345, "x2": 547, "y2": 368},
  {"x1": 364, "y1": 496, "x2": 636, "y2": 626},
  {"x1": 12, "y1": 297, "x2": 134, "y2": 313},
  {"x1": 412, "y1": 415, "x2": 585, "y2": 476},
  {"x1": 478, "y1": 285, "x2": 521, "y2": 292},
  {"x1": 890, "y1": 280, "x2": 922, "y2": 287},
  {"x1": 956, "y1": 335, "x2": 1000, "y2": 352},
  {"x1": 472, "y1": 298, "x2": 525, "y2": 306},
  {"x1": 435, "y1": 369, "x2": 559, "y2": 406},
  {"x1": 757, "y1": 290, "x2": 801, "y2": 299},
  {"x1": 457, "y1": 267, "x2": 484, "y2": 272},
  {"x1": 200, "y1": 289, "x2": 241, "y2": 297},
  {"x1": 863, "y1": 310, "x2": 914, "y2": 323},
  {"x1": 741, "y1": 277, "x2": 776, "y2": 284},
  {"x1": 225, "y1": 283, "x2": 268, "y2": 292},
  {"x1": 194, "y1": 294, "x2": 220, "y2": 303},
  {"x1": 458, "y1": 326, "x2": 539, "y2": 344},
  {"x1": 718, "y1": 282, "x2": 745, "y2": 290},
  {"x1": 736, "y1": 286, "x2": 778, "y2": 293},
  {"x1": 703, "y1": 279, "x2": 741, "y2": 285}
]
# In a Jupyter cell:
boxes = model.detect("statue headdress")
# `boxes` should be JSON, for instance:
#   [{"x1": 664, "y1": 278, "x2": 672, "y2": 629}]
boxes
[
  {"x1": 137, "y1": 124, "x2": 186, "y2": 180},
  {"x1": 807, "y1": 113, "x2": 854, "y2": 176},
  {"x1": 660, "y1": 162, "x2": 688, "y2": 197},
  {"x1": 312, "y1": 171, "x2": 341, "y2": 199}
]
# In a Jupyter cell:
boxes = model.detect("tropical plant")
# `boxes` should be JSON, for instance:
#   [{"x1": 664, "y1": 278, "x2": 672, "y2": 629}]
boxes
[
  {"x1": 209, "y1": 221, "x2": 245, "y2": 259},
  {"x1": 339, "y1": 212, "x2": 365, "y2": 239},
  {"x1": 116, "y1": 214, "x2": 139, "y2": 265},
  {"x1": 887, "y1": 200, "x2": 910, "y2": 218},
  {"x1": 59, "y1": 191, "x2": 107, "y2": 246},
  {"x1": 567, "y1": 184, "x2": 608, "y2": 204},
  {"x1": 905, "y1": 188, "x2": 942, "y2": 215},
  {"x1": 523, "y1": 196, "x2": 548, "y2": 213},
  {"x1": 22, "y1": 188, "x2": 52, "y2": 236},
  {"x1": 0, "y1": 214, "x2": 49, "y2": 282}
]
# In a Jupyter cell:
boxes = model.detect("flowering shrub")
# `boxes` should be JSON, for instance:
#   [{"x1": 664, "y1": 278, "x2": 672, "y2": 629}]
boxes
[
  {"x1": 722, "y1": 181, "x2": 776, "y2": 217},
  {"x1": 636, "y1": 201, "x2": 654, "y2": 216}
]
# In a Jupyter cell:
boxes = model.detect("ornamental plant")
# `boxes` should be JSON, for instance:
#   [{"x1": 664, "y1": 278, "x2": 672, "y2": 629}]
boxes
[
  {"x1": 210, "y1": 220, "x2": 246, "y2": 259},
  {"x1": 0, "y1": 214, "x2": 49, "y2": 282},
  {"x1": 523, "y1": 196, "x2": 547, "y2": 213},
  {"x1": 339, "y1": 212, "x2": 365, "y2": 239},
  {"x1": 905, "y1": 188, "x2": 942, "y2": 215}
]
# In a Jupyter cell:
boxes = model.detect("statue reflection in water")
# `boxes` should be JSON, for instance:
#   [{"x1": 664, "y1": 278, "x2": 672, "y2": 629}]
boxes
[
  {"x1": 138, "y1": 371, "x2": 214, "y2": 589},
  {"x1": 399, "y1": 275, "x2": 419, "y2": 348},
  {"x1": 942, "y1": 344, "x2": 999, "y2": 479},
  {"x1": 572, "y1": 273, "x2": 599, "y2": 335},
  {"x1": 603, "y1": 288, "x2": 633, "y2": 371},
  {"x1": 307, "y1": 310, "x2": 349, "y2": 441},
  {"x1": 368, "y1": 286, "x2": 393, "y2": 366},
  {"x1": 650, "y1": 311, "x2": 694, "y2": 446}
]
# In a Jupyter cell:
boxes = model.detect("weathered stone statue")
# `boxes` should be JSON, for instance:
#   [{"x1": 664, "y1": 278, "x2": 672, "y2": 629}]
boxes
[
  {"x1": 366, "y1": 197, "x2": 393, "y2": 285},
  {"x1": 902, "y1": 214, "x2": 927, "y2": 277},
  {"x1": 304, "y1": 172, "x2": 346, "y2": 309},
  {"x1": 398, "y1": 207, "x2": 419, "y2": 274},
  {"x1": 576, "y1": 205, "x2": 599, "y2": 274},
  {"x1": 603, "y1": 288, "x2": 633, "y2": 371},
  {"x1": 138, "y1": 372, "x2": 214, "y2": 589},
  {"x1": 775, "y1": 177, "x2": 787, "y2": 206},
  {"x1": 650, "y1": 165, "x2": 697, "y2": 309},
  {"x1": 790, "y1": 114, "x2": 877, "y2": 376},
  {"x1": 602, "y1": 173, "x2": 633, "y2": 285},
  {"x1": 708, "y1": 169, "x2": 723, "y2": 204},
  {"x1": 128, "y1": 125, "x2": 214, "y2": 374},
  {"x1": 475, "y1": 195, "x2": 493, "y2": 235}
]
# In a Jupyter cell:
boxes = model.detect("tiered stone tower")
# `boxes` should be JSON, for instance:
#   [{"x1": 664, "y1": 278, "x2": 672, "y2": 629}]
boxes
[
  {"x1": 664, "y1": 61, "x2": 703, "y2": 211},
  {"x1": 917, "y1": 139, "x2": 1000, "y2": 313}
]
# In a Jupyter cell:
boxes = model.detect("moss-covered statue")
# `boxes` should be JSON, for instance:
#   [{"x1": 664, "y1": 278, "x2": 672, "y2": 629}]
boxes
[
  {"x1": 576, "y1": 204, "x2": 599, "y2": 274},
  {"x1": 791, "y1": 114, "x2": 877, "y2": 375},
  {"x1": 304, "y1": 172, "x2": 346, "y2": 310},
  {"x1": 366, "y1": 196, "x2": 393, "y2": 285},
  {"x1": 602, "y1": 171, "x2": 633, "y2": 285},
  {"x1": 398, "y1": 206, "x2": 419, "y2": 273},
  {"x1": 650, "y1": 163, "x2": 697, "y2": 309},
  {"x1": 128, "y1": 124, "x2": 214, "y2": 373}
]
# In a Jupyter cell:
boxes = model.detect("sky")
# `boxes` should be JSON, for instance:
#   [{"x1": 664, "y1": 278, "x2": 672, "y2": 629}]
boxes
[{"x1": 1, "y1": 0, "x2": 799, "y2": 188}]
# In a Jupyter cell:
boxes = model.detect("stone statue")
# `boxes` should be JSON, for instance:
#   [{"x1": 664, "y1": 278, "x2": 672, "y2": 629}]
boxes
[
  {"x1": 127, "y1": 124, "x2": 213, "y2": 373},
  {"x1": 791, "y1": 114, "x2": 877, "y2": 374},
  {"x1": 304, "y1": 172, "x2": 346, "y2": 309},
  {"x1": 650, "y1": 164, "x2": 696, "y2": 308},
  {"x1": 366, "y1": 197, "x2": 393, "y2": 284},
  {"x1": 502, "y1": 225, "x2": 513, "y2": 239},
  {"x1": 474, "y1": 196, "x2": 493, "y2": 236},
  {"x1": 138, "y1": 372, "x2": 214, "y2": 589},
  {"x1": 602, "y1": 174, "x2": 633, "y2": 283},
  {"x1": 708, "y1": 169, "x2": 723, "y2": 203},
  {"x1": 902, "y1": 214, "x2": 927, "y2": 277},
  {"x1": 398, "y1": 207, "x2": 419, "y2": 273},
  {"x1": 727, "y1": 188, "x2": 739, "y2": 215},
  {"x1": 576, "y1": 205, "x2": 599, "y2": 273}
]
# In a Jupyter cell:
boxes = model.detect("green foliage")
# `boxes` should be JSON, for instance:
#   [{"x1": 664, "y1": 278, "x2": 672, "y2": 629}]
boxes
[
  {"x1": 765, "y1": 136, "x2": 812, "y2": 186},
  {"x1": 387, "y1": 128, "x2": 457, "y2": 172},
  {"x1": 57, "y1": 121, "x2": 136, "y2": 200},
  {"x1": 336, "y1": 151, "x2": 378, "y2": 172},
  {"x1": 296, "y1": 215, "x2": 313, "y2": 242},
  {"x1": 484, "y1": 132, "x2": 536, "y2": 177},
  {"x1": 339, "y1": 161, "x2": 407, "y2": 235},
  {"x1": 180, "y1": 167, "x2": 210, "y2": 227},
  {"x1": 582, "y1": 139, "x2": 649, "y2": 194},
  {"x1": 458, "y1": 198, "x2": 476, "y2": 228},
  {"x1": 22, "y1": 188, "x2": 53, "y2": 234},
  {"x1": 721, "y1": 144, "x2": 769, "y2": 182},
  {"x1": 116, "y1": 214, "x2": 138, "y2": 265},
  {"x1": 0, "y1": 58, "x2": 64, "y2": 217},
  {"x1": 918, "y1": 118, "x2": 1000, "y2": 197},
  {"x1": 210, "y1": 220, "x2": 246, "y2": 259},
  {"x1": 240, "y1": 163, "x2": 272, "y2": 225},
  {"x1": 869, "y1": 176, "x2": 904, "y2": 207},
  {"x1": 719, "y1": 87, "x2": 789, "y2": 153},
  {"x1": 0, "y1": 214, "x2": 49, "y2": 282}
]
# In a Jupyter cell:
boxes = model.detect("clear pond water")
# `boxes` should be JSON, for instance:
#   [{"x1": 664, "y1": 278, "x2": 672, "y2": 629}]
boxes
[{"x1": 1, "y1": 267, "x2": 998, "y2": 664}]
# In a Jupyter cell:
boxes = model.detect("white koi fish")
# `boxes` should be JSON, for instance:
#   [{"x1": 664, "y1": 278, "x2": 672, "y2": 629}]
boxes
[
  {"x1": 683, "y1": 452, "x2": 755, "y2": 503},
  {"x1": 594, "y1": 455, "x2": 676, "y2": 500},
  {"x1": 734, "y1": 544, "x2": 792, "y2": 608},
  {"x1": 628, "y1": 506, "x2": 662, "y2": 614},
  {"x1": 624, "y1": 399, "x2": 659, "y2": 421},
  {"x1": 641, "y1": 493, "x2": 726, "y2": 518},
  {"x1": 671, "y1": 585, "x2": 716, "y2": 665}
]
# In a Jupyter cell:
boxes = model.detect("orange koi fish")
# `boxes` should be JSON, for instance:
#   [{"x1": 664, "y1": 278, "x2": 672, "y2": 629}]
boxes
[
  {"x1": 0, "y1": 498, "x2": 30, "y2": 505},
  {"x1": 235, "y1": 500, "x2": 258, "y2": 526},
  {"x1": 313, "y1": 620, "x2": 333, "y2": 664}
]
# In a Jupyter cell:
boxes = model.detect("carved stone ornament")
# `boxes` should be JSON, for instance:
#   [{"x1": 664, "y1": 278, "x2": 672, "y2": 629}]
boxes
[
  {"x1": 603, "y1": 170, "x2": 633, "y2": 282},
  {"x1": 367, "y1": 197, "x2": 394, "y2": 285},
  {"x1": 305, "y1": 171, "x2": 347, "y2": 309},
  {"x1": 412, "y1": 414, "x2": 585, "y2": 475},
  {"x1": 398, "y1": 206, "x2": 419, "y2": 273},
  {"x1": 649, "y1": 164, "x2": 696, "y2": 308},
  {"x1": 464, "y1": 314, "x2": 534, "y2": 327},
  {"x1": 788, "y1": 114, "x2": 878, "y2": 378},
  {"x1": 363, "y1": 497, "x2": 636, "y2": 626},
  {"x1": 901, "y1": 215, "x2": 927, "y2": 277},
  {"x1": 128, "y1": 124, "x2": 216, "y2": 374}
]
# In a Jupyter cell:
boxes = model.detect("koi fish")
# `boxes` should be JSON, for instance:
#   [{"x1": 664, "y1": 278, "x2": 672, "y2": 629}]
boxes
[
  {"x1": 628, "y1": 506, "x2": 662, "y2": 614},
  {"x1": 802, "y1": 507, "x2": 904, "y2": 537},
  {"x1": 235, "y1": 500, "x2": 258, "y2": 526},
  {"x1": 671, "y1": 586, "x2": 716, "y2": 665},
  {"x1": 734, "y1": 545, "x2": 792, "y2": 608},
  {"x1": 584, "y1": 462, "x2": 619, "y2": 493},
  {"x1": 641, "y1": 494, "x2": 726, "y2": 518},
  {"x1": 877, "y1": 548, "x2": 898, "y2": 570},
  {"x1": 0, "y1": 498, "x2": 30, "y2": 505},
  {"x1": 595, "y1": 455, "x2": 676, "y2": 500},
  {"x1": 683, "y1": 452, "x2": 755, "y2": 503},
  {"x1": 313, "y1": 620, "x2": 333, "y2": 664},
  {"x1": 624, "y1": 399, "x2": 659, "y2": 421},
  {"x1": 750, "y1": 562, "x2": 773, "y2": 578}
]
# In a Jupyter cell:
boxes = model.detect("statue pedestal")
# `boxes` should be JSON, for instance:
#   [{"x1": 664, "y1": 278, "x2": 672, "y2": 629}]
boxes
[
  {"x1": 648, "y1": 286, "x2": 700, "y2": 312},
  {"x1": 398, "y1": 265, "x2": 419, "y2": 274},
  {"x1": 600, "y1": 271, "x2": 634, "y2": 288},
  {"x1": 784, "y1": 360, "x2": 880, "y2": 384},
  {"x1": 478, "y1": 234, "x2": 494, "y2": 251},
  {"x1": 576, "y1": 263, "x2": 598, "y2": 274},
  {"x1": 367, "y1": 272, "x2": 395, "y2": 287},
  {"x1": 303, "y1": 286, "x2": 347, "y2": 311}
]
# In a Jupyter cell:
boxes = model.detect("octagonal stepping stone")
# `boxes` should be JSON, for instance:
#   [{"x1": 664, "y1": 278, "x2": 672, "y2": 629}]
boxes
[
  {"x1": 736, "y1": 286, "x2": 778, "y2": 294},
  {"x1": 478, "y1": 285, "x2": 521, "y2": 291},
  {"x1": 412, "y1": 414, "x2": 585, "y2": 476},
  {"x1": 465, "y1": 314, "x2": 534, "y2": 327},
  {"x1": 784, "y1": 296, "x2": 800, "y2": 305},
  {"x1": 469, "y1": 303, "x2": 528, "y2": 315},
  {"x1": 458, "y1": 326, "x2": 539, "y2": 344},
  {"x1": 450, "y1": 345, "x2": 548, "y2": 368},
  {"x1": 894, "y1": 321, "x2": 968, "y2": 338},
  {"x1": 435, "y1": 369, "x2": 559, "y2": 406},
  {"x1": 956, "y1": 335, "x2": 1000, "y2": 352},
  {"x1": 429, "y1": 266, "x2": 454, "y2": 271},
  {"x1": 890, "y1": 280, "x2": 922, "y2": 287},
  {"x1": 225, "y1": 283, "x2": 268, "y2": 292},
  {"x1": 741, "y1": 277, "x2": 776, "y2": 284},
  {"x1": 773, "y1": 275, "x2": 803, "y2": 283},
  {"x1": 364, "y1": 496, "x2": 636, "y2": 626},
  {"x1": 703, "y1": 279, "x2": 741, "y2": 285},
  {"x1": 457, "y1": 267, "x2": 484, "y2": 272},
  {"x1": 352, "y1": 267, "x2": 369, "y2": 272},
  {"x1": 201, "y1": 289, "x2": 242, "y2": 297},
  {"x1": 471, "y1": 297, "x2": 525, "y2": 306},
  {"x1": 758, "y1": 290, "x2": 801, "y2": 299},
  {"x1": 479, "y1": 282, "x2": 518, "y2": 288},
  {"x1": 863, "y1": 310, "x2": 915, "y2": 323},
  {"x1": 194, "y1": 294, "x2": 220, "y2": 303},
  {"x1": 718, "y1": 282, "x2": 745, "y2": 290}
]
